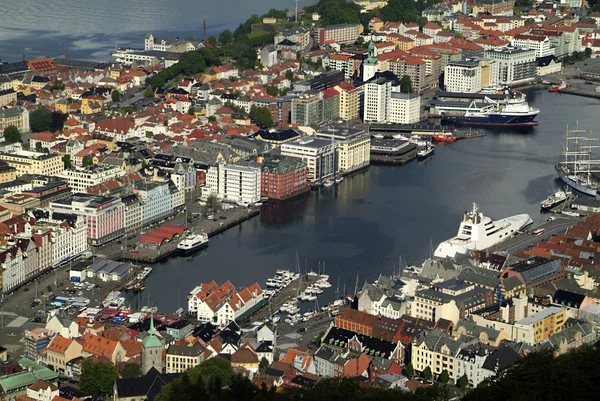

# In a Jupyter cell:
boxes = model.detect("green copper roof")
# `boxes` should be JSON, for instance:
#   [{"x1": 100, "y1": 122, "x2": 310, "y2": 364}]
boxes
[
  {"x1": 364, "y1": 40, "x2": 378, "y2": 66},
  {"x1": 142, "y1": 313, "x2": 162, "y2": 348},
  {"x1": 0, "y1": 367, "x2": 58, "y2": 392}
]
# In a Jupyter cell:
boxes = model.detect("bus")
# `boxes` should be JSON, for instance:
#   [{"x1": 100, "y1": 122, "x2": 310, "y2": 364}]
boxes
[{"x1": 532, "y1": 228, "x2": 546, "y2": 237}]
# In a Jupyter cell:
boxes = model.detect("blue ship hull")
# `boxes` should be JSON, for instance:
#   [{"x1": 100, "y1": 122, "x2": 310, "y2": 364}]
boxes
[{"x1": 441, "y1": 113, "x2": 538, "y2": 127}]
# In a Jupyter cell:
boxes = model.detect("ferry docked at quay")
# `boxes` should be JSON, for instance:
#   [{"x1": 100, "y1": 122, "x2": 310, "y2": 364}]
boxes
[
  {"x1": 177, "y1": 233, "x2": 209, "y2": 255},
  {"x1": 434, "y1": 203, "x2": 533, "y2": 259},
  {"x1": 433, "y1": 91, "x2": 540, "y2": 127}
]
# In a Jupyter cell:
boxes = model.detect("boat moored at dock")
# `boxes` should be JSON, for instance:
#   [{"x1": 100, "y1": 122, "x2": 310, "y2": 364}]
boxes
[
  {"x1": 177, "y1": 233, "x2": 209, "y2": 255},
  {"x1": 434, "y1": 203, "x2": 532, "y2": 259}
]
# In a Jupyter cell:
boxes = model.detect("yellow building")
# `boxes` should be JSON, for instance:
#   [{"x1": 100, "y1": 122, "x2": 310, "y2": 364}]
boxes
[
  {"x1": 334, "y1": 83, "x2": 360, "y2": 120},
  {"x1": 43, "y1": 335, "x2": 83, "y2": 373},
  {"x1": 354, "y1": 0, "x2": 388, "y2": 12},
  {"x1": 369, "y1": 17, "x2": 384, "y2": 32},
  {"x1": 412, "y1": 331, "x2": 461, "y2": 381},
  {"x1": 81, "y1": 96, "x2": 103, "y2": 115},
  {"x1": 387, "y1": 33, "x2": 415, "y2": 51},
  {"x1": 316, "y1": 127, "x2": 370, "y2": 173},
  {"x1": 0, "y1": 160, "x2": 17, "y2": 184},
  {"x1": 55, "y1": 98, "x2": 69, "y2": 114},
  {"x1": 165, "y1": 343, "x2": 204, "y2": 373},
  {"x1": 230, "y1": 347, "x2": 259, "y2": 373},
  {"x1": 0, "y1": 150, "x2": 64, "y2": 176},
  {"x1": 513, "y1": 306, "x2": 567, "y2": 345}
]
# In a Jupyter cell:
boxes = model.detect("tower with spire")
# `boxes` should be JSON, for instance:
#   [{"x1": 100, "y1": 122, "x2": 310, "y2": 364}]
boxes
[
  {"x1": 362, "y1": 40, "x2": 378, "y2": 82},
  {"x1": 141, "y1": 313, "x2": 163, "y2": 374}
]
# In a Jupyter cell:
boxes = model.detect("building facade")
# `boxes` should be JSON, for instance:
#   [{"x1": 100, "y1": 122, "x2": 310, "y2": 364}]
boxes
[
  {"x1": 281, "y1": 137, "x2": 338, "y2": 182},
  {"x1": 444, "y1": 60, "x2": 482, "y2": 93},
  {"x1": 261, "y1": 157, "x2": 308, "y2": 200},
  {"x1": 484, "y1": 47, "x2": 536, "y2": 85},
  {"x1": 316, "y1": 127, "x2": 370, "y2": 173}
]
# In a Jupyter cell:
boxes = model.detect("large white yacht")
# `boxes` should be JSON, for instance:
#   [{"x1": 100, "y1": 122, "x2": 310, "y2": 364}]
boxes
[{"x1": 434, "y1": 203, "x2": 532, "y2": 259}]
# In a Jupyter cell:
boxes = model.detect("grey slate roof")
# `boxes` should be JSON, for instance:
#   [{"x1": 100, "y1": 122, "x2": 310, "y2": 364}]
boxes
[
  {"x1": 481, "y1": 346, "x2": 521, "y2": 372},
  {"x1": 456, "y1": 319, "x2": 502, "y2": 342},
  {"x1": 458, "y1": 266, "x2": 500, "y2": 288},
  {"x1": 417, "y1": 330, "x2": 462, "y2": 355}
]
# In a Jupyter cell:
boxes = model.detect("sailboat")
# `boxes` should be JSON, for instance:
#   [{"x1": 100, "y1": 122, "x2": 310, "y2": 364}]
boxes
[{"x1": 555, "y1": 124, "x2": 600, "y2": 197}]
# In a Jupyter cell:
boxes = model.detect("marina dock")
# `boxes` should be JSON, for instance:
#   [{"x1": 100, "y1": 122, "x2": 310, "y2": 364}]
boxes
[{"x1": 122, "y1": 209, "x2": 260, "y2": 263}]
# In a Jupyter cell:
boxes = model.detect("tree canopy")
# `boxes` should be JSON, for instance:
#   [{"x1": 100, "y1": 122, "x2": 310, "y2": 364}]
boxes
[
  {"x1": 3, "y1": 126, "x2": 20, "y2": 143},
  {"x1": 29, "y1": 108, "x2": 53, "y2": 132},
  {"x1": 79, "y1": 360, "x2": 119, "y2": 397},
  {"x1": 121, "y1": 363, "x2": 142, "y2": 379},
  {"x1": 111, "y1": 89, "x2": 120, "y2": 102},
  {"x1": 400, "y1": 75, "x2": 413, "y2": 93},
  {"x1": 464, "y1": 346, "x2": 600, "y2": 401},
  {"x1": 249, "y1": 105, "x2": 274, "y2": 127}
]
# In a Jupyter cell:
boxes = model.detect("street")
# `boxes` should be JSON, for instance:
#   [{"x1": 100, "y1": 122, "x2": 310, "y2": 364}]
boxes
[{"x1": 490, "y1": 216, "x2": 578, "y2": 254}]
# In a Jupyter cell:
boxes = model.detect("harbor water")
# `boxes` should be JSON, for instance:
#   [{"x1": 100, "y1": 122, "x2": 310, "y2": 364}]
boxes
[
  {"x1": 0, "y1": 0, "x2": 319, "y2": 62},
  {"x1": 134, "y1": 89, "x2": 600, "y2": 312}
]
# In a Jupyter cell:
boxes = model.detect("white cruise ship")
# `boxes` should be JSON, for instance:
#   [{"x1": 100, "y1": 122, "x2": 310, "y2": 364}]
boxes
[
  {"x1": 434, "y1": 203, "x2": 532, "y2": 259},
  {"x1": 177, "y1": 233, "x2": 209, "y2": 255}
]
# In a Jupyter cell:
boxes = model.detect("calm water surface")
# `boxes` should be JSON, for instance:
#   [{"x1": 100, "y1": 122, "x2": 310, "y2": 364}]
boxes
[
  {"x1": 137, "y1": 89, "x2": 600, "y2": 312},
  {"x1": 0, "y1": 0, "x2": 317, "y2": 61}
]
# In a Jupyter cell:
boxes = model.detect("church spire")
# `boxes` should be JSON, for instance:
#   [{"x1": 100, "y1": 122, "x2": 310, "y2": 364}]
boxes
[{"x1": 149, "y1": 312, "x2": 156, "y2": 335}]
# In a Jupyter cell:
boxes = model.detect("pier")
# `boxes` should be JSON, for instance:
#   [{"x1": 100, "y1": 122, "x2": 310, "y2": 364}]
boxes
[{"x1": 122, "y1": 209, "x2": 260, "y2": 264}]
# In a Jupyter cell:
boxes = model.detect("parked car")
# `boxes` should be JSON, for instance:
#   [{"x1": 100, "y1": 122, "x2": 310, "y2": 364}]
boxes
[{"x1": 296, "y1": 327, "x2": 307, "y2": 333}]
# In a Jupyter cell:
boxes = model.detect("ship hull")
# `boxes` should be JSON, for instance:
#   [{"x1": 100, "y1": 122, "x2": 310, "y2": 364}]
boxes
[
  {"x1": 540, "y1": 197, "x2": 567, "y2": 212},
  {"x1": 441, "y1": 113, "x2": 538, "y2": 127},
  {"x1": 178, "y1": 241, "x2": 209, "y2": 255},
  {"x1": 555, "y1": 165, "x2": 597, "y2": 197}
]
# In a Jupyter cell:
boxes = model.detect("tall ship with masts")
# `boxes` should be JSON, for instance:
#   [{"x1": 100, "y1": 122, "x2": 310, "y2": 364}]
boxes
[{"x1": 555, "y1": 124, "x2": 600, "y2": 197}]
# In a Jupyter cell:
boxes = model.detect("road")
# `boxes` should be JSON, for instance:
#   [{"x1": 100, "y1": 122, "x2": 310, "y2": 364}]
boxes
[{"x1": 490, "y1": 216, "x2": 579, "y2": 255}]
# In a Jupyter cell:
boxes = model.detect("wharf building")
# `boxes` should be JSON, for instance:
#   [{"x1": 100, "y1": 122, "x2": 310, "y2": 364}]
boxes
[
  {"x1": 281, "y1": 137, "x2": 338, "y2": 183},
  {"x1": 444, "y1": 60, "x2": 482, "y2": 93},
  {"x1": 316, "y1": 127, "x2": 370, "y2": 174},
  {"x1": 204, "y1": 162, "x2": 262, "y2": 206},
  {"x1": 484, "y1": 47, "x2": 536, "y2": 86},
  {"x1": 49, "y1": 194, "x2": 125, "y2": 246},
  {"x1": 261, "y1": 156, "x2": 308, "y2": 200}
]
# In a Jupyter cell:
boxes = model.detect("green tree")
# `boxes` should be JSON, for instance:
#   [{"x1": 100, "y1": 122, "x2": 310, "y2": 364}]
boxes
[
  {"x1": 144, "y1": 86, "x2": 154, "y2": 98},
  {"x1": 3, "y1": 126, "x2": 21, "y2": 143},
  {"x1": 208, "y1": 35, "x2": 218, "y2": 47},
  {"x1": 316, "y1": 331, "x2": 325, "y2": 347},
  {"x1": 207, "y1": 116, "x2": 217, "y2": 122},
  {"x1": 265, "y1": 85, "x2": 280, "y2": 96},
  {"x1": 62, "y1": 154, "x2": 72, "y2": 169},
  {"x1": 111, "y1": 90, "x2": 121, "y2": 102},
  {"x1": 439, "y1": 369, "x2": 450, "y2": 384},
  {"x1": 405, "y1": 362, "x2": 414, "y2": 378},
  {"x1": 35, "y1": 142, "x2": 43, "y2": 152},
  {"x1": 249, "y1": 105, "x2": 274, "y2": 127},
  {"x1": 285, "y1": 69, "x2": 294, "y2": 82},
  {"x1": 400, "y1": 75, "x2": 413, "y2": 93},
  {"x1": 458, "y1": 373, "x2": 470, "y2": 393},
  {"x1": 82, "y1": 156, "x2": 93, "y2": 167},
  {"x1": 46, "y1": 285, "x2": 52, "y2": 292},
  {"x1": 80, "y1": 360, "x2": 119, "y2": 397},
  {"x1": 188, "y1": 106, "x2": 196, "y2": 116},
  {"x1": 219, "y1": 29, "x2": 234, "y2": 45},
  {"x1": 422, "y1": 366, "x2": 432, "y2": 383},
  {"x1": 259, "y1": 357, "x2": 270, "y2": 369},
  {"x1": 122, "y1": 363, "x2": 142, "y2": 378},
  {"x1": 52, "y1": 80, "x2": 65, "y2": 91},
  {"x1": 30, "y1": 108, "x2": 53, "y2": 132}
]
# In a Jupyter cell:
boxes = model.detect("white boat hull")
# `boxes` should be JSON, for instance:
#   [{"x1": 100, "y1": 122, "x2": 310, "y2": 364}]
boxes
[{"x1": 435, "y1": 207, "x2": 532, "y2": 259}]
